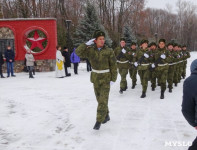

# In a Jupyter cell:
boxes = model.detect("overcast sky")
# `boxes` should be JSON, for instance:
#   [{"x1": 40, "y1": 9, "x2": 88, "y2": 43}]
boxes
[{"x1": 145, "y1": 0, "x2": 197, "y2": 13}]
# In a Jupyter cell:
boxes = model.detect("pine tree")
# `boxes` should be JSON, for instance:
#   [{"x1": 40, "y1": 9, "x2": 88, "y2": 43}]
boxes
[
  {"x1": 73, "y1": 2, "x2": 112, "y2": 47},
  {"x1": 123, "y1": 25, "x2": 136, "y2": 47}
]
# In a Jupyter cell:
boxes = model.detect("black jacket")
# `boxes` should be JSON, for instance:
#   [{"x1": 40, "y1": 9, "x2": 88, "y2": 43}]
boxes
[
  {"x1": 0, "y1": 52, "x2": 4, "y2": 65},
  {"x1": 182, "y1": 69, "x2": 197, "y2": 127},
  {"x1": 4, "y1": 49, "x2": 15, "y2": 62},
  {"x1": 62, "y1": 51, "x2": 71, "y2": 67}
]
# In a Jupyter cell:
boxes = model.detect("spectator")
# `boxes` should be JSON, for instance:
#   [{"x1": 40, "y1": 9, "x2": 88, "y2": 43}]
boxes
[
  {"x1": 55, "y1": 46, "x2": 65, "y2": 78},
  {"x1": 62, "y1": 47, "x2": 71, "y2": 77},
  {"x1": 70, "y1": 48, "x2": 80, "y2": 74},
  {"x1": 0, "y1": 51, "x2": 5, "y2": 78},
  {"x1": 25, "y1": 49, "x2": 35, "y2": 78},
  {"x1": 86, "y1": 59, "x2": 92, "y2": 72},
  {"x1": 4, "y1": 45, "x2": 16, "y2": 77},
  {"x1": 182, "y1": 59, "x2": 197, "y2": 150}
]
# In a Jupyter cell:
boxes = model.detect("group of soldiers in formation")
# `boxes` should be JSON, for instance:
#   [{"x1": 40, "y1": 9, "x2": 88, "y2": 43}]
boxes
[
  {"x1": 114, "y1": 38, "x2": 191, "y2": 99},
  {"x1": 75, "y1": 30, "x2": 191, "y2": 130}
]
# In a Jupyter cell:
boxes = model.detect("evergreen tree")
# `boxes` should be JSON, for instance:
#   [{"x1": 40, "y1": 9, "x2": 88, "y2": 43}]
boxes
[
  {"x1": 123, "y1": 25, "x2": 136, "y2": 47},
  {"x1": 73, "y1": 2, "x2": 112, "y2": 47}
]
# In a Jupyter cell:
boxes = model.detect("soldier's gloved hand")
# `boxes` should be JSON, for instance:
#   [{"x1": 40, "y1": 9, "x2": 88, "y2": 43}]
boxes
[
  {"x1": 151, "y1": 64, "x2": 155, "y2": 68},
  {"x1": 177, "y1": 55, "x2": 180, "y2": 58},
  {"x1": 134, "y1": 62, "x2": 138, "y2": 67},
  {"x1": 110, "y1": 81, "x2": 115, "y2": 86},
  {"x1": 160, "y1": 54, "x2": 166, "y2": 59},
  {"x1": 122, "y1": 48, "x2": 126, "y2": 54},
  {"x1": 132, "y1": 53, "x2": 136, "y2": 56},
  {"x1": 144, "y1": 53, "x2": 149, "y2": 58},
  {"x1": 85, "y1": 38, "x2": 96, "y2": 46}
]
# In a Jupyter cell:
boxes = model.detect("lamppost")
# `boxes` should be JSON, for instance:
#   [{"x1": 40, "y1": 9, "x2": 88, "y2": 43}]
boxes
[
  {"x1": 64, "y1": 20, "x2": 72, "y2": 51},
  {"x1": 154, "y1": 33, "x2": 158, "y2": 43}
]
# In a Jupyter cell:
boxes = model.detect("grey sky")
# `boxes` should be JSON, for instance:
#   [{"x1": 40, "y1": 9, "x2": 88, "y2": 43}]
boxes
[{"x1": 145, "y1": 0, "x2": 197, "y2": 13}]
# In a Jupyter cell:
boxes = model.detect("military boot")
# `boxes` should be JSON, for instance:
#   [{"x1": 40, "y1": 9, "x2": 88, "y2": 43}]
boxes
[
  {"x1": 175, "y1": 83, "x2": 178, "y2": 87},
  {"x1": 152, "y1": 87, "x2": 155, "y2": 91},
  {"x1": 160, "y1": 90, "x2": 164, "y2": 99},
  {"x1": 119, "y1": 89, "x2": 124, "y2": 94},
  {"x1": 93, "y1": 121, "x2": 101, "y2": 130},
  {"x1": 169, "y1": 88, "x2": 172, "y2": 93},
  {"x1": 140, "y1": 92, "x2": 146, "y2": 98},
  {"x1": 102, "y1": 114, "x2": 110, "y2": 124},
  {"x1": 131, "y1": 84, "x2": 136, "y2": 89},
  {"x1": 1, "y1": 74, "x2": 5, "y2": 78}
]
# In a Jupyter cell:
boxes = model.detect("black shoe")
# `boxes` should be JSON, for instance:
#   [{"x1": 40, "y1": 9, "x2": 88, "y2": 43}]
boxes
[
  {"x1": 131, "y1": 85, "x2": 136, "y2": 89},
  {"x1": 175, "y1": 83, "x2": 177, "y2": 87},
  {"x1": 66, "y1": 74, "x2": 71, "y2": 77},
  {"x1": 93, "y1": 121, "x2": 101, "y2": 130},
  {"x1": 11, "y1": 75, "x2": 16, "y2": 77},
  {"x1": 169, "y1": 88, "x2": 172, "y2": 93},
  {"x1": 7, "y1": 76, "x2": 10, "y2": 78},
  {"x1": 1, "y1": 76, "x2": 5, "y2": 78},
  {"x1": 102, "y1": 114, "x2": 110, "y2": 124},
  {"x1": 140, "y1": 92, "x2": 146, "y2": 98},
  {"x1": 152, "y1": 87, "x2": 155, "y2": 91},
  {"x1": 119, "y1": 89, "x2": 123, "y2": 94},
  {"x1": 158, "y1": 84, "x2": 161, "y2": 86},
  {"x1": 160, "y1": 91, "x2": 164, "y2": 99}
]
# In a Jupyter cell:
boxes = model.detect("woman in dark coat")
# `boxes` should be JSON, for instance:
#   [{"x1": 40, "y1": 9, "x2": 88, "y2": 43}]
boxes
[
  {"x1": 0, "y1": 52, "x2": 5, "y2": 78},
  {"x1": 62, "y1": 47, "x2": 71, "y2": 76}
]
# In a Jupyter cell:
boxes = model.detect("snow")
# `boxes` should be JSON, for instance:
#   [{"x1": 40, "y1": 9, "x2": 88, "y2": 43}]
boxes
[{"x1": 0, "y1": 52, "x2": 197, "y2": 150}]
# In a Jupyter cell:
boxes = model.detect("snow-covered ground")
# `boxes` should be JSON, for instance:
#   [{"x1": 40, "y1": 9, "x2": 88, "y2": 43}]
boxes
[{"x1": 0, "y1": 52, "x2": 197, "y2": 150}]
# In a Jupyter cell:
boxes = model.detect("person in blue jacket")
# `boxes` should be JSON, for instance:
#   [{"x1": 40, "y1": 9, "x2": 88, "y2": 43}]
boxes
[
  {"x1": 182, "y1": 59, "x2": 197, "y2": 150},
  {"x1": 70, "y1": 48, "x2": 80, "y2": 74},
  {"x1": 4, "y1": 45, "x2": 16, "y2": 77}
]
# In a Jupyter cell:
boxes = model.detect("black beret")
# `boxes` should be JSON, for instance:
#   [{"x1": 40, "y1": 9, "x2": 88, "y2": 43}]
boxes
[
  {"x1": 159, "y1": 39, "x2": 166, "y2": 43},
  {"x1": 167, "y1": 43, "x2": 173, "y2": 47},
  {"x1": 173, "y1": 43, "x2": 178, "y2": 47},
  {"x1": 93, "y1": 30, "x2": 105, "y2": 38},
  {"x1": 120, "y1": 37, "x2": 126, "y2": 42},
  {"x1": 131, "y1": 42, "x2": 137, "y2": 46},
  {"x1": 140, "y1": 39, "x2": 149, "y2": 45},
  {"x1": 149, "y1": 42, "x2": 157, "y2": 47}
]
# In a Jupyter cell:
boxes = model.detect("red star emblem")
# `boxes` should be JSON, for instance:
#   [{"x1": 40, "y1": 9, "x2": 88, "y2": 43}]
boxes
[{"x1": 27, "y1": 30, "x2": 47, "y2": 50}]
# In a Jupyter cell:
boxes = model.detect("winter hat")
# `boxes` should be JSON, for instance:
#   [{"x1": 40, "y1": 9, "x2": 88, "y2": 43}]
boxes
[
  {"x1": 93, "y1": 30, "x2": 105, "y2": 39},
  {"x1": 190, "y1": 59, "x2": 197, "y2": 73}
]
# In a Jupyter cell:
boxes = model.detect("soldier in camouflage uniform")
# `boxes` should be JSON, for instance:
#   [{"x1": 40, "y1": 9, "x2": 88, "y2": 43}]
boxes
[
  {"x1": 76, "y1": 30, "x2": 118, "y2": 130},
  {"x1": 114, "y1": 38, "x2": 130, "y2": 94},
  {"x1": 173, "y1": 43, "x2": 181, "y2": 87},
  {"x1": 167, "y1": 43, "x2": 176, "y2": 93},
  {"x1": 134, "y1": 39, "x2": 151, "y2": 98},
  {"x1": 149, "y1": 42, "x2": 157, "y2": 91},
  {"x1": 178, "y1": 45, "x2": 184, "y2": 82},
  {"x1": 152, "y1": 39, "x2": 170, "y2": 99},
  {"x1": 128, "y1": 42, "x2": 138, "y2": 89},
  {"x1": 182, "y1": 45, "x2": 191, "y2": 79}
]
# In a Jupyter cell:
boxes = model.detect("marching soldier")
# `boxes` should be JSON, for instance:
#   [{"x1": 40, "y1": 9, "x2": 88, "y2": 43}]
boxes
[
  {"x1": 128, "y1": 42, "x2": 138, "y2": 89},
  {"x1": 182, "y1": 45, "x2": 191, "y2": 79},
  {"x1": 153, "y1": 39, "x2": 170, "y2": 99},
  {"x1": 134, "y1": 39, "x2": 151, "y2": 98},
  {"x1": 173, "y1": 43, "x2": 180, "y2": 87},
  {"x1": 167, "y1": 43, "x2": 176, "y2": 93},
  {"x1": 76, "y1": 30, "x2": 118, "y2": 130},
  {"x1": 114, "y1": 38, "x2": 130, "y2": 94},
  {"x1": 149, "y1": 42, "x2": 157, "y2": 91}
]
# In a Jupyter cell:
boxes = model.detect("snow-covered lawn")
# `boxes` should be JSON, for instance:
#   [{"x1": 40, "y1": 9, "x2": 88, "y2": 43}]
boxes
[{"x1": 0, "y1": 52, "x2": 197, "y2": 150}]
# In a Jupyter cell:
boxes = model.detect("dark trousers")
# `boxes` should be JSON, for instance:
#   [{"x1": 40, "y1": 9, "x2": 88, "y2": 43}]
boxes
[
  {"x1": 6, "y1": 62, "x2": 14, "y2": 76},
  {"x1": 189, "y1": 137, "x2": 197, "y2": 150},
  {"x1": 27, "y1": 66, "x2": 34, "y2": 78},
  {"x1": 86, "y1": 59, "x2": 92, "y2": 72},
  {"x1": 64, "y1": 63, "x2": 70, "y2": 76},
  {"x1": 0, "y1": 64, "x2": 3, "y2": 76},
  {"x1": 73, "y1": 63, "x2": 78, "y2": 74}
]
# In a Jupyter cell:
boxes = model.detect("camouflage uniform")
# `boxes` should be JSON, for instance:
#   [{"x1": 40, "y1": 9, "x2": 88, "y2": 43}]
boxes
[
  {"x1": 128, "y1": 48, "x2": 138, "y2": 88},
  {"x1": 76, "y1": 43, "x2": 117, "y2": 123},
  {"x1": 114, "y1": 46, "x2": 130, "y2": 91},
  {"x1": 154, "y1": 48, "x2": 170, "y2": 93},
  {"x1": 182, "y1": 49, "x2": 191, "y2": 78},
  {"x1": 173, "y1": 50, "x2": 181, "y2": 86},
  {"x1": 167, "y1": 50, "x2": 176, "y2": 91},
  {"x1": 136, "y1": 48, "x2": 151, "y2": 94},
  {"x1": 149, "y1": 49, "x2": 157, "y2": 90}
]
